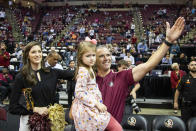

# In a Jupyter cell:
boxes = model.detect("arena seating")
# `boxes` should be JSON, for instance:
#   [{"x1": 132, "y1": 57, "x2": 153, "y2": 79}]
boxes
[
  {"x1": 152, "y1": 115, "x2": 186, "y2": 131},
  {"x1": 188, "y1": 117, "x2": 196, "y2": 131}
]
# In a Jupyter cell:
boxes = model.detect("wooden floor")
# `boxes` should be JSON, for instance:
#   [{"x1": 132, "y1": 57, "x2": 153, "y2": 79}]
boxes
[{"x1": 137, "y1": 108, "x2": 181, "y2": 116}]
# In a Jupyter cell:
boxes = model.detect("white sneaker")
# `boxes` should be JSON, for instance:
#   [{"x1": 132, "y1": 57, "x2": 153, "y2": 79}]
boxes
[
  {"x1": 173, "y1": 110, "x2": 178, "y2": 114},
  {"x1": 0, "y1": 103, "x2": 6, "y2": 107}
]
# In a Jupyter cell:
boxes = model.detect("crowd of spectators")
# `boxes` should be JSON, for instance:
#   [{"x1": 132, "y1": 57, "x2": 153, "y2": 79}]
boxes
[
  {"x1": 0, "y1": 8, "x2": 14, "y2": 49},
  {"x1": 0, "y1": 3, "x2": 195, "y2": 90},
  {"x1": 179, "y1": 5, "x2": 196, "y2": 44},
  {"x1": 13, "y1": 6, "x2": 39, "y2": 41}
]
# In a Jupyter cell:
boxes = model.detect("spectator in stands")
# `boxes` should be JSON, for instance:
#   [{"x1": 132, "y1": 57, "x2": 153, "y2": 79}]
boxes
[
  {"x1": 148, "y1": 30, "x2": 155, "y2": 48},
  {"x1": 135, "y1": 54, "x2": 143, "y2": 63},
  {"x1": 155, "y1": 33, "x2": 163, "y2": 44},
  {"x1": 106, "y1": 34, "x2": 114, "y2": 44},
  {"x1": 162, "y1": 54, "x2": 172, "y2": 65},
  {"x1": 9, "y1": 41, "x2": 73, "y2": 130},
  {"x1": 177, "y1": 53, "x2": 188, "y2": 69},
  {"x1": 124, "y1": 52, "x2": 135, "y2": 65},
  {"x1": 0, "y1": 68, "x2": 13, "y2": 106},
  {"x1": 45, "y1": 50, "x2": 63, "y2": 70},
  {"x1": 144, "y1": 4, "x2": 148, "y2": 10},
  {"x1": 71, "y1": 32, "x2": 77, "y2": 40},
  {"x1": 96, "y1": 17, "x2": 185, "y2": 123},
  {"x1": 117, "y1": 59, "x2": 129, "y2": 72},
  {"x1": 174, "y1": 60, "x2": 196, "y2": 125},
  {"x1": 125, "y1": 30, "x2": 132, "y2": 38},
  {"x1": 171, "y1": 63, "x2": 186, "y2": 89},
  {"x1": 0, "y1": 9, "x2": 5, "y2": 21},
  {"x1": 45, "y1": 50, "x2": 64, "y2": 104},
  {"x1": 89, "y1": 27, "x2": 95, "y2": 39},
  {"x1": 79, "y1": 25, "x2": 85, "y2": 38},
  {"x1": 170, "y1": 62, "x2": 186, "y2": 113},
  {"x1": 16, "y1": 43, "x2": 25, "y2": 65},
  {"x1": 131, "y1": 34, "x2": 137, "y2": 45},
  {"x1": 0, "y1": 42, "x2": 10, "y2": 68},
  {"x1": 111, "y1": 53, "x2": 116, "y2": 65},
  {"x1": 170, "y1": 41, "x2": 180, "y2": 58},
  {"x1": 126, "y1": 42, "x2": 132, "y2": 50},
  {"x1": 130, "y1": 44, "x2": 138, "y2": 57},
  {"x1": 130, "y1": 23, "x2": 135, "y2": 34},
  {"x1": 120, "y1": 48, "x2": 126, "y2": 57},
  {"x1": 137, "y1": 40, "x2": 148, "y2": 54},
  {"x1": 66, "y1": 60, "x2": 76, "y2": 107}
]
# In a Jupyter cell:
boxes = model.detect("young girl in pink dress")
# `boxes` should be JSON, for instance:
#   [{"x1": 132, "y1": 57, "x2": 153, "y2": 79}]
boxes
[{"x1": 71, "y1": 38, "x2": 122, "y2": 131}]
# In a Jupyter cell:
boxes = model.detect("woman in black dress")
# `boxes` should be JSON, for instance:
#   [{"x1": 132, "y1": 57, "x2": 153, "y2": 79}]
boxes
[{"x1": 9, "y1": 41, "x2": 73, "y2": 131}]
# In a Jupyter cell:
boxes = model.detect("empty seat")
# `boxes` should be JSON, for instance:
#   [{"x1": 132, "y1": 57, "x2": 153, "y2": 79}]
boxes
[
  {"x1": 188, "y1": 117, "x2": 196, "y2": 131},
  {"x1": 152, "y1": 115, "x2": 186, "y2": 131},
  {"x1": 0, "y1": 107, "x2": 7, "y2": 131},
  {"x1": 122, "y1": 114, "x2": 148, "y2": 131}
]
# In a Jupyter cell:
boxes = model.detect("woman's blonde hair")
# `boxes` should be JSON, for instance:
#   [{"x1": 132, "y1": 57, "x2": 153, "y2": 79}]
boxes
[{"x1": 75, "y1": 41, "x2": 96, "y2": 79}]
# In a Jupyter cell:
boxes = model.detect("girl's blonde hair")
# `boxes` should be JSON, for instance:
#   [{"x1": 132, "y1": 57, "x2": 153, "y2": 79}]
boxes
[{"x1": 75, "y1": 41, "x2": 96, "y2": 79}]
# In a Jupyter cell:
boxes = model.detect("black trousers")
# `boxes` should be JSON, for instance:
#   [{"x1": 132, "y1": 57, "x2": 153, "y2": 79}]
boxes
[
  {"x1": 121, "y1": 104, "x2": 133, "y2": 126},
  {"x1": 67, "y1": 86, "x2": 74, "y2": 107},
  {"x1": 181, "y1": 104, "x2": 196, "y2": 125},
  {"x1": 0, "y1": 86, "x2": 8, "y2": 101}
]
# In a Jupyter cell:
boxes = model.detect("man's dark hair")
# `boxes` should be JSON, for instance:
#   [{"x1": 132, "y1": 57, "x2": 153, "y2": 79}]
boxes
[
  {"x1": 69, "y1": 60, "x2": 75, "y2": 64},
  {"x1": 47, "y1": 50, "x2": 57, "y2": 58}
]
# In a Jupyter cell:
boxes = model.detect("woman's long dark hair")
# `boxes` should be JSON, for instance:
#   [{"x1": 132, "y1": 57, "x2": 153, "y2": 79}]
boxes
[{"x1": 21, "y1": 41, "x2": 49, "y2": 86}]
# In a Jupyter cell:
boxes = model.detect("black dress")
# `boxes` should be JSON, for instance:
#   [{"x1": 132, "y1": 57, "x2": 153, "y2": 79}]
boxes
[
  {"x1": 66, "y1": 67, "x2": 76, "y2": 107},
  {"x1": 9, "y1": 68, "x2": 74, "y2": 115}
]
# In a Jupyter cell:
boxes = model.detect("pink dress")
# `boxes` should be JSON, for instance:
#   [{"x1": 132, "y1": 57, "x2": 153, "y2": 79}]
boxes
[{"x1": 72, "y1": 67, "x2": 110, "y2": 131}]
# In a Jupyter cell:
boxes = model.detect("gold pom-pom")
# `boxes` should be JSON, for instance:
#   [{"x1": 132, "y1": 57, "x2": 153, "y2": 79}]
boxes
[{"x1": 48, "y1": 103, "x2": 68, "y2": 131}]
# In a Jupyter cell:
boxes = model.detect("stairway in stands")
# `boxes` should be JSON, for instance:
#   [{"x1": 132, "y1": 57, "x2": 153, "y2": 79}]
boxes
[
  {"x1": 51, "y1": 10, "x2": 81, "y2": 46},
  {"x1": 5, "y1": 8, "x2": 24, "y2": 42},
  {"x1": 132, "y1": 7, "x2": 145, "y2": 42}
]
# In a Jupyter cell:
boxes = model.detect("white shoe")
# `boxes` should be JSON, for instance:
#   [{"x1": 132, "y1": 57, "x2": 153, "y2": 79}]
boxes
[
  {"x1": 173, "y1": 110, "x2": 178, "y2": 114},
  {"x1": 0, "y1": 103, "x2": 6, "y2": 107}
]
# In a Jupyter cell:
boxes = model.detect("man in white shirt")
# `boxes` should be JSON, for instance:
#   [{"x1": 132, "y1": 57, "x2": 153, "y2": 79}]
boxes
[
  {"x1": 79, "y1": 26, "x2": 85, "y2": 38},
  {"x1": 131, "y1": 23, "x2": 135, "y2": 34},
  {"x1": 89, "y1": 27, "x2": 95, "y2": 39},
  {"x1": 45, "y1": 50, "x2": 63, "y2": 70},
  {"x1": 45, "y1": 50, "x2": 64, "y2": 103}
]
